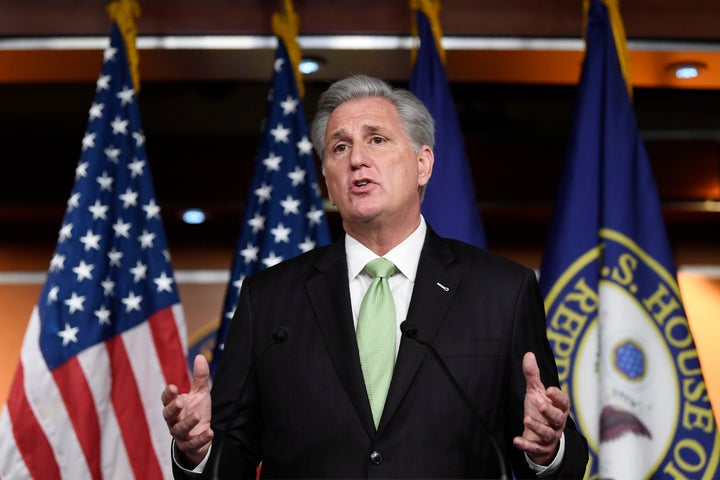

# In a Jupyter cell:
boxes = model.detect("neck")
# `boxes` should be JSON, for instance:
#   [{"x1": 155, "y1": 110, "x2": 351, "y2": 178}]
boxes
[{"x1": 344, "y1": 215, "x2": 421, "y2": 257}]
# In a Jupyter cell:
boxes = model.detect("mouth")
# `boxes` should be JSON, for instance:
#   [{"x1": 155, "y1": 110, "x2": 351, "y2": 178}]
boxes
[{"x1": 354, "y1": 180, "x2": 370, "y2": 187}]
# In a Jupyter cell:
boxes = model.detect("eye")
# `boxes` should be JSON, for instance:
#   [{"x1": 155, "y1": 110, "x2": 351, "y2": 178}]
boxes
[
  {"x1": 370, "y1": 136, "x2": 385, "y2": 145},
  {"x1": 333, "y1": 143, "x2": 348, "y2": 153}
]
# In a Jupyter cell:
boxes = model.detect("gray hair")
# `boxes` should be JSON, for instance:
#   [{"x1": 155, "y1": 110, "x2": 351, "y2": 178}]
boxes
[{"x1": 310, "y1": 74, "x2": 435, "y2": 164}]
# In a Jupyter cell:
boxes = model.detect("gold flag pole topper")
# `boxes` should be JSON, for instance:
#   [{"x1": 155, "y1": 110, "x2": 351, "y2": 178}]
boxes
[
  {"x1": 106, "y1": 0, "x2": 141, "y2": 93},
  {"x1": 272, "y1": 0, "x2": 305, "y2": 98},
  {"x1": 410, "y1": 0, "x2": 446, "y2": 66}
]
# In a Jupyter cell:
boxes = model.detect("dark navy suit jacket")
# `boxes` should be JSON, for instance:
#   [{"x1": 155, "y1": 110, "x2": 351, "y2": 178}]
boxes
[{"x1": 177, "y1": 228, "x2": 588, "y2": 479}]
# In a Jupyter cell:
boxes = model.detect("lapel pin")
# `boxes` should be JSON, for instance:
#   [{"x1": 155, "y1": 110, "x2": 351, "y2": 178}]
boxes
[{"x1": 436, "y1": 282, "x2": 449, "y2": 292}]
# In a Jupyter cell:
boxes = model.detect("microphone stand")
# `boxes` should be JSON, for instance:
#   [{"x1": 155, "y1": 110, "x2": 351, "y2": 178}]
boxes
[
  {"x1": 400, "y1": 321, "x2": 508, "y2": 480},
  {"x1": 210, "y1": 326, "x2": 289, "y2": 480}
]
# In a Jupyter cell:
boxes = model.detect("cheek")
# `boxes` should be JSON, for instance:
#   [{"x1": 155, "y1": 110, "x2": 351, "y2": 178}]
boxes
[
  {"x1": 397, "y1": 164, "x2": 422, "y2": 190},
  {"x1": 324, "y1": 173, "x2": 342, "y2": 205},
  {"x1": 326, "y1": 183, "x2": 336, "y2": 205}
]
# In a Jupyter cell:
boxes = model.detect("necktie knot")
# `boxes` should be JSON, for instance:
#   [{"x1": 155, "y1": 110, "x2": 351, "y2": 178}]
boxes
[{"x1": 365, "y1": 257, "x2": 396, "y2": 279}]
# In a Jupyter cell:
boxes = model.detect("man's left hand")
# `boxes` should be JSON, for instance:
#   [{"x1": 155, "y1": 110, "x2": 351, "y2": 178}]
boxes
[{"x1": 512, "y1": 351, "x2": 569, "y2": 466}]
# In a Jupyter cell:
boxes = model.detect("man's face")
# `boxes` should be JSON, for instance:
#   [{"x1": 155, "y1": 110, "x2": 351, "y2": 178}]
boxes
[{"x1": 323, "y1": 97, "x2": 433, "y2": 230}]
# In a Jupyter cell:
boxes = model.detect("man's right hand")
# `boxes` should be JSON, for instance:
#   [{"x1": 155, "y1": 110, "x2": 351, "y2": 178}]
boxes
[{"x1": 161, "y1": 354, "x2": 214, "y2": 468}]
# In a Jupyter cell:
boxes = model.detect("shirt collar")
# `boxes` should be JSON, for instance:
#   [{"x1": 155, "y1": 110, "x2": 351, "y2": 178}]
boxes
[{"x1": 346, "y1": 216, "x2": 427, "y2": 281}]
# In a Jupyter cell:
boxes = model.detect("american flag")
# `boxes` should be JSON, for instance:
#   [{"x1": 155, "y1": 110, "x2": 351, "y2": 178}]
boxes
[
  {"x1": 209, "y1": 38, "x2": 331, "y2": 375},
  {"x1": 0, "y1": 22, "x2": 190, "y2": 479}
]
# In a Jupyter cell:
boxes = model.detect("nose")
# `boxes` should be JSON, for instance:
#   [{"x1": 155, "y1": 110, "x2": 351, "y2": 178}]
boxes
[{"x1": 349, "y1": 143, "x2": 369, "y2": 170}]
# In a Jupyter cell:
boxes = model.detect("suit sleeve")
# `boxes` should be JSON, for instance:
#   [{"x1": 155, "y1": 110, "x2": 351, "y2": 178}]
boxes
[{"x1": 506, "y1": 268, "x2": 589, "y2": 479}]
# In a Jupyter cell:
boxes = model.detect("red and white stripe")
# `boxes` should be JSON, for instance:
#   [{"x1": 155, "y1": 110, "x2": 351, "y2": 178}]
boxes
[{"x1": 0, "y1": 304, "x2": 190, "y2": 479}]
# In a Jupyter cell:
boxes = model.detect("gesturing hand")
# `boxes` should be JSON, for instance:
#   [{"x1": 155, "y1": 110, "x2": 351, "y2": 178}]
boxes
[
  {"x1": 161, "y1": 354, "x2": 214, "y2": 468},
  {"x1": 512, "y1": 352, "x2": 569, "y2": 466}
]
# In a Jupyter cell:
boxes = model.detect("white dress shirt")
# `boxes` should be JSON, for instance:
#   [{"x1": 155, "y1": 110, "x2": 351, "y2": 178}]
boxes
[{"x1": 345, "y1": 216, "x2": 427, "y2": 355}]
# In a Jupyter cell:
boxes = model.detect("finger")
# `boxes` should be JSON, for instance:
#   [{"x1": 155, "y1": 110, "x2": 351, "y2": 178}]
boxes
[
  {"x1": 537, "y1": 404, "x2": 565, "y2": 431},
  {"x1": 190, "y1": 354, "x2": 211, "y2": 393},
  {"x1": 176, "y1": 429, "x2": 215, "y2": 457},
  {"x1": 523, "y1": 415, "x2": 559, "y2": 445},
  {"x1": 162, "y1": 396, "x2": 184, "y2": 424},
  {"x1": 171, "y1": 411, "x2": 202, "y2": 440},
  {"x1": 512, "y1": 435, "x2": 557, "y2": 464},
  {"x1": 522, "y1": 351, "x2": 545, "y2": 391},
  {"x1": 524, "y1": 392, "x2": 566, "y2": 431},
  {"x1": 546, "y1": 386, "x2": 570, "y2": 411},
  {"x1": 160, "y1": 384, "x2": 178, "y2": 406},
  {"x1": 540, "y1": 388, "x2": 569, "y2": 429}
]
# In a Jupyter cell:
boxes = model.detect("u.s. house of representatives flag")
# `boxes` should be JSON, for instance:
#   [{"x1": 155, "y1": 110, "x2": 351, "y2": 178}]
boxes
[
  {"x1": 0, "y1": 9, "x2": 190, "y2": 480},
  {"x1": 209, "y1": 11, "x2": 331, "y2": 375},
  {"x1": 539, "y1": 0, "x2": 719, "y2": 478}
]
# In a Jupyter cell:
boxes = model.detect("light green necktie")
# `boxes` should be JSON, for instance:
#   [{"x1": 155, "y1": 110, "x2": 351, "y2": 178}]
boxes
[{"x1": 356, "y1": 257, "x2": 397, "y2": 428}]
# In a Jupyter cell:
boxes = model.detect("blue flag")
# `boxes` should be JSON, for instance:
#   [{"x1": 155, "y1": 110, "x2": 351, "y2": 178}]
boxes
[
  {"x1": 408, "y1": 9, "x2": 486, "y2": 248},
  {"x1": 208, "y1": 39, "x2": 331, "y2": 376},
  {"x1": 539, "y1": 0, "x2": 719, "y2": 477},
  {"x1": 0, "y1": 21, "x2": 190, "y2": 479}
]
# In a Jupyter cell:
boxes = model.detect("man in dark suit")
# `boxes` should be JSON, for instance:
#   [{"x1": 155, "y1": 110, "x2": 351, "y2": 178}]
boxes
[{"x1": 162, "y1": 74, "x2": 588, "y2": 479}]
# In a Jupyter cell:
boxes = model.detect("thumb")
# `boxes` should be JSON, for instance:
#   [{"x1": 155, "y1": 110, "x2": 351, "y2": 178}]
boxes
[
  {"x1": 522, "y1": 351, "x2": 545, "y2": 391},
  {"x1": 190, "y1": 354, "x2": 211, "y2": 393}
]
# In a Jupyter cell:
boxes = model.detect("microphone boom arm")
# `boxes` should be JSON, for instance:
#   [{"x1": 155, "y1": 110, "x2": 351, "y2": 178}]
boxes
[
  {"x1": 211, "y1": 326, "x2": 289, "y2": 480},
  {"x1": 400, "y1": 321, "x2": 508, "y2": 480}
]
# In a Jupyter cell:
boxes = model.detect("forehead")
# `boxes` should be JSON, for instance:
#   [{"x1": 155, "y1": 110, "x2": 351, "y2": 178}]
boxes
[{"x1": 327, "y1": 97, "x2": 400, "y2": 133}]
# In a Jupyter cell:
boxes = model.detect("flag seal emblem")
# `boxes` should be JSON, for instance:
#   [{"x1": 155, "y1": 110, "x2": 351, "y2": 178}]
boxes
[{"x1": 545, "y1": 229, "x2": 719, "y2": 479}]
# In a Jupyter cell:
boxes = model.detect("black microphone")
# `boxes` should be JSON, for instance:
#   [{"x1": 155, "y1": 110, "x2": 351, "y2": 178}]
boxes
[
  {"x1": 210, "y1": 326, "x2": 289, "y2": 480},
  {"x1": 400, "y1": 321, "x2": 508, "y2": 480}
]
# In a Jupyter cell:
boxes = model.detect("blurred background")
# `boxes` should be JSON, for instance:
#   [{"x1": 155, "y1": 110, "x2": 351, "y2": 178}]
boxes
[
  {"x1": 1, "y1": 0, "x2": 719, "y2": 407},
  {"x1": 1, "y1": 0, "x2": 719, "y2": 256}
]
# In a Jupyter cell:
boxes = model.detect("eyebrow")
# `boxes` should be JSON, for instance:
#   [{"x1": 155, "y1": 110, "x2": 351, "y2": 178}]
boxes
[
  {"x1": 329, "y1": 128, "x2": 349, "y2": 143},
  {"x1": 329, "y1": 124, "x2": 384, "y2": 141}
]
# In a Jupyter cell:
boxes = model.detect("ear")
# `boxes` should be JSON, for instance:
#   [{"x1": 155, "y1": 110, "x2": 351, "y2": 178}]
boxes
[{"x1": 417, "y1": 145, "x2": 434, "y2": 187}]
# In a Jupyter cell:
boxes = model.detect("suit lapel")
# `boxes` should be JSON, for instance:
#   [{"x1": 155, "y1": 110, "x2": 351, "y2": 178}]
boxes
[
  {"x1": 305, "y1": 238, "x2": 376, "y2": 437},
  {"x1": 378, "y1": 230, "x2": 460, "y2": 432}
]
